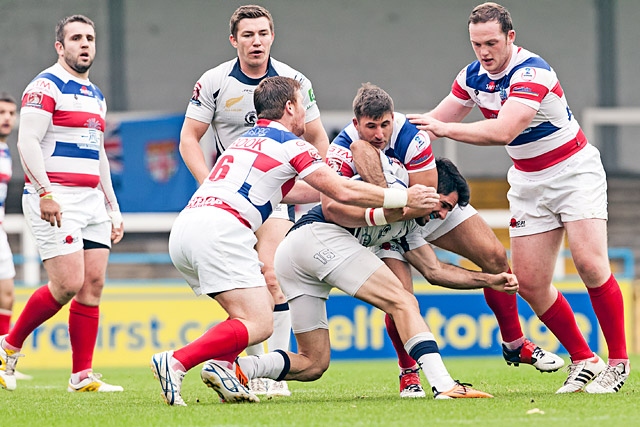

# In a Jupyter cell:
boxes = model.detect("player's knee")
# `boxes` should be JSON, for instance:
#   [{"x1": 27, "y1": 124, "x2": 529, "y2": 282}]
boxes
[
  {"x1": 302, "y1": 361, "x2": 329, "y2": 381},
  {"x1": 478, "y1": 246, "x2": 510, "y2": 274}
]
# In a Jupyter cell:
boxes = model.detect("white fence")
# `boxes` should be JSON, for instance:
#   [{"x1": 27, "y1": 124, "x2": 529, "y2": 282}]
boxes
[{"x1": 4, "y1": 209, "x2": 540, "y2": 286}]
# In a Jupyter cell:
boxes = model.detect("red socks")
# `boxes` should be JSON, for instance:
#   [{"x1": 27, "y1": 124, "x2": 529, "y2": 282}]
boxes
[
  {"x1": 385, "y1": 314, "x2": 416, "y2": 370},
  {"x1": 588, "y1": 274, "x2": 628, "y2": 360},
  {"x1": 0, "y1": 310, "x2": 11, "y2": 335},
  {"x1": 483, "y1": 287, "x2": 523, "y2": 342},
  {"x1": 6, "y1": 285, "x2": 62, "y2": 348},
  {"x1": 173, "y1": 318, "x2": 249, "y2": 371},
  {"x1": 540, "y1": 292, "x2": 593, "y2": 361},
  {"x1": 69, "y1": 300, "x2": 100, "y2": 373}
]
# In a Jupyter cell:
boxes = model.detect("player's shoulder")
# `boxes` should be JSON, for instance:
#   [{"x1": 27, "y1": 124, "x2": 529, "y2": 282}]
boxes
[
  {"x1": 198, "y1": 58, "x2": 237, "y2": 83},
  {"x1": 270, "y1": 57, "x2": 312, "y2": 87}
]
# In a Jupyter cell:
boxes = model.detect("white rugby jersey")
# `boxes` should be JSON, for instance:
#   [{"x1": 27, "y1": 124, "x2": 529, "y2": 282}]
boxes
[
  {"x1": 20, "y1": 63, "x2": 106, "y2": 188},
  {"x1": 184, "y1": 119, "x2": 324, "y2": 231},
  {"x1": 327, "y1": 112, "x2": 435, "y2": 178},
  {"x1": 186, "y1": 57, "x2": 321, "y2": 157},
  {"x1": 451, "y1": 45, "x2": 586, "y2": 176},
  {"x1": 0, "y1": 142, "x2": 11, "y2": 223}
]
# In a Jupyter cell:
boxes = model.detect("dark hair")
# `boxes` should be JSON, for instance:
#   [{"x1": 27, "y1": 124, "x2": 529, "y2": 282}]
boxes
[
  {"x1": 230, "y1": 5, "x2": 274, "y2": 38},
  {"x1": 352, "y1": 82, "x2": 394, "y2": 121},
  {"x1": 0, "y1": 92, "x2": 16, "y2": 105},
  {"x1": 436, "y1": 157, "x2": 470, "y2": 207},
  {"x1": 56, "y1": 14, "x2": 95, "y2": 45},
  {"x1": 254, "y1": 76, "x2": 301, "y2": 120},
  {"x1": 468, "y1": 2, "x2": 513, "y2": 34}
]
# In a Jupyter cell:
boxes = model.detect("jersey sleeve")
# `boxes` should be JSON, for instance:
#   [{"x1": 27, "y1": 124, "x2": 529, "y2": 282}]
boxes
[
  {"x1": 184, "y1": 69, "x2": 219, "y2": 124},
  {"x1": 298, "y1": 72, "x2": 321, "y2": 124},
  {"x1": 402, "y1": 130, "x2": 436, "y2": 173},
  {"x1": 450, "y1": 66, "x2": 476, "y2": 108},
  {"x1": 508, "y1": 66, "x2": 555, "y2": 111},
  {"x1": 288, "y1": 140, "x2": 325, "y2": 179},
  {"x1": 21, "y1": 77, "x2": 58, "y2": 118},
  {"x1": 325, "y1": 143, "x2": 356, "y2": 178}
]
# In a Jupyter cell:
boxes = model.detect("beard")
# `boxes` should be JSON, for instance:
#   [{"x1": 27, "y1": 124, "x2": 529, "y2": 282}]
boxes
[{"x1": 65, "y1": 53, "x2": 93, "y2": 74}]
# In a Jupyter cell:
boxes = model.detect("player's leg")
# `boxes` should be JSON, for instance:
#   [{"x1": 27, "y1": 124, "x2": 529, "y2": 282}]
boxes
[
  {"x1": 0, "y1": 279, "x2": 13, "y2": 335},
  {"x1": 0, "y1": 230, "x2": 15, "y2": 336},
  {"x1": 429, "y1": 210, "x2": 563, "y2": 372},
  {"x1": 377, "y1": 254, "x2": 425, "y2": 398},
  {"x1": 0, "y1": 250, "x2": 84, "y2": 391},
  {"x1": 511, "y1": 229, "x2": 605, "y2": 392},
  {"x1": 67, "y1": 243, "x2": 122, "y2": 392},
  {"x1": 250, "y1": 214, "x2": 293, "y2": 395},
  {"x1": 350, "y1": 260, "x2": 492, "y2": 398},
  {"x1": 565, "y1": 218, "x2": 629, "y2": 393}
]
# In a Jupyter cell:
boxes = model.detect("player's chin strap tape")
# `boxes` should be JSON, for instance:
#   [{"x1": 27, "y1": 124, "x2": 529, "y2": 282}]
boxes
[{"x1": 274, "y1": 349, "x2": 291, "y2": 382}]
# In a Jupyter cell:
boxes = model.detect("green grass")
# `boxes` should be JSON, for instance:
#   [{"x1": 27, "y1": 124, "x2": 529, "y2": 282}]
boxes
[{"x1": 4, "y1": 356, "x2": 639, "y2": 427}]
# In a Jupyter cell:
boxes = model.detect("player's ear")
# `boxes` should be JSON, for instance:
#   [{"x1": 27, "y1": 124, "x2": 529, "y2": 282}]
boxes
[{"x1": 229, "y1": 34, "x2": 237, "y2": 48}]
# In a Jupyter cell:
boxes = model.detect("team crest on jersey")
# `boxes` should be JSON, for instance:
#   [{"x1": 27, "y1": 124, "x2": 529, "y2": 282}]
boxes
[
  {"x1": 145, "y1": 140, "x2": 178, "y2": 183},
  {"x1": 24, "y1": 91, "x2": 44, "y2": 109},
  {"x1": 244, "y1": 110, "x2": 257, "y2": 127},
  {"x1": 190, "y1": 82, "x2": 202, "y2": 106}
]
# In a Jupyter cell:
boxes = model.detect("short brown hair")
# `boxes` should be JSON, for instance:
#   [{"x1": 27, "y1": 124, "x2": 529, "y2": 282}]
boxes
[
  {"x1": 229, "y1": 5, "x2": 274, "y2": 38},
  {"x1": 468, "y1": 2, "x2": 513, "y2": 34},
  {"x1": 352, "y1": 82, "x2": 394, "y2": 121},
  {"x1": 254, "y1": 76, "x2": 301, "y2": 120},
  {"x1": 55, "y1": 14, "x2": 95, "y2": 45},
  {"x1": 0, "y1": 92, "x2": 16, "y2": 105}
]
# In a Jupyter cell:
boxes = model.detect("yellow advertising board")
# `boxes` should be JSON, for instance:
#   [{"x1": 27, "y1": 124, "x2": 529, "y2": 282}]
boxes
[{"x1": 12, "y1": 279, "x2": 636, "y2": 369}]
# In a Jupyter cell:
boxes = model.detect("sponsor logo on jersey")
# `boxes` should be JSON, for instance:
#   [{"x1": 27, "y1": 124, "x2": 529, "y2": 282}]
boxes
[
  {"x1": 225, "y1": 95, "x2": 244, "y2": 108},
  {"x1": 512, "y1": 85, "x2": 539, "y2": 97},
  {"x1": 145, "y1": 140, "x2": 178, "y2": 183},
  {"x1": 308, "y1": 88, "x2": 316, "y2": 103},
  {"x1": 486, "y1": 81, "x2": 496, "y2": 92},
  {"x1": 80, "y1": 86, "x2": 93, "y2": 97}
]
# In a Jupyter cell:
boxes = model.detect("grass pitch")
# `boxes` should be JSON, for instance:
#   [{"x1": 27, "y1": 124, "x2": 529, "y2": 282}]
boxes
[{"x1": 4, "y1": 355, "x2": 639, "y2": 427}]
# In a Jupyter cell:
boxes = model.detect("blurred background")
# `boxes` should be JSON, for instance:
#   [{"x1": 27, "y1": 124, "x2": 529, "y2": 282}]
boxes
[{"x1": 1, "y1": 0, "x2": 638, "y2": 365}]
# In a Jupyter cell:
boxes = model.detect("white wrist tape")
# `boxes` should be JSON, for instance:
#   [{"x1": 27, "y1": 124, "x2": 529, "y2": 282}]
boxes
[
  {"x1": 382, "y1": 188, "x2": 408, "y2": 209},
  {"x1": 109, "y1": 211, "x2": 123, "y2": 229},
  {"x1": 364, "y1": 208, "x2": 388, "y2": 226}
]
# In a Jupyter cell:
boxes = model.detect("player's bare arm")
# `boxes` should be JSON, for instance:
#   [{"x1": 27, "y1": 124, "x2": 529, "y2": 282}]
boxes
[
  {"x1": 403, "y1": 245, "x2": 518, "y2": 294},
  {"x1": 408, "y1": 98, "x2": 537, "y2": 146},
  {"x1": 179, "y1": 117, "x2": 212, "y2": 184},
  {"x1": 303, "y1": 165, "x2": 439, "y2": 210},
  {"x1": 281, "y1": 179, "x2": 320, "y2": 205},
  {"x1": 302, "y1": 117, "x2": 330, "y2": 158}
]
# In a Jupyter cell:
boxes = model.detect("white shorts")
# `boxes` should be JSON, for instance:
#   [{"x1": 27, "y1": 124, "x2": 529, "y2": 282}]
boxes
[
  {"x1": 507, "y1": 144, "x2": 608, "y2": 237},
  {"x1": 275, "y1": 222, "x2": 383, "y2": 333},
  {"x1": 275, "y1": 222, "x2": 382, "y2": 300},
  {"x1": 373, "y1": 204, "x2": 477, "y2": 261},
  {"x1": 168, "y1": 207, "x2": 265, "y2": 296},
  {"x1": 0, "y1": 227, "x2": 15, "y2": 280},
  {"x1": 269, "y1": 203, "x2": 295, "y2": 221},
  {"x1": 22, "y1": 186, "x2": 111, "y2": 260}
]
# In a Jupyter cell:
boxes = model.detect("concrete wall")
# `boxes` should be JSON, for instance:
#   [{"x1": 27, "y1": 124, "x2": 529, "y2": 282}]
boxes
[{"x1": 1, "y1": 0, "x2": 639, "y2": 181}]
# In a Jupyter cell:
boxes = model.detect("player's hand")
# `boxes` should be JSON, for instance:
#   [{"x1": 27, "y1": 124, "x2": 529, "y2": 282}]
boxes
[
  {"x1": 488, "y1": 272, "x2": 519, "y2": 295},
  {"x1": 406, "y1": 113, "x2": 449, "y2": 138},
  {"x1": 109, "y1": 211, "x2": 124, "y2": 244},
  {"x1": 40, "y1": 197, "x2": 62, "y2": 227},
  {"x1": 406, "y1": 184, "x2": 439, "y2": 210}
]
